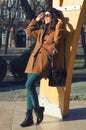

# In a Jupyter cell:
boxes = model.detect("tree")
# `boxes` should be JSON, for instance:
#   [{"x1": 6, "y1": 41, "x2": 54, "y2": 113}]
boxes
[
  {"x1": 20, "y1": 0, "x2": 35, "y2": 20},
  {"x1": 20, "y1": 0, "x2": 52, "y2": 19},
  {"x1": 0, "y1": 0, "x2": 21, "y2": 53}
]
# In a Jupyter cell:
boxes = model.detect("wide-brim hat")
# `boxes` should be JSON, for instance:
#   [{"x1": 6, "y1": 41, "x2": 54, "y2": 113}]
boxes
[{"x1": 46, "y1": 7, "x2": 61, "y2": 19}]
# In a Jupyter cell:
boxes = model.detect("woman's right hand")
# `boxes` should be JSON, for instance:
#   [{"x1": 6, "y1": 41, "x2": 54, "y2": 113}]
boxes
[{"x1": 36, "y1": 13, "x2": 44, "y2": 21}]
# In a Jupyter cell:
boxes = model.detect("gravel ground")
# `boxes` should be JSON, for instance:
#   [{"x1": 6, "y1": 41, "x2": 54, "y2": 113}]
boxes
[
  {"x1": 70, "y1": 82, "x2": 86, "y2": 100},
  {"x1": 0, "y1": 80, "x2": 86, "y2": 102}
]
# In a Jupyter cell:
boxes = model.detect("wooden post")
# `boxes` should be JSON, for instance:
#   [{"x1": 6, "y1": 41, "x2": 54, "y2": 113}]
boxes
[
  {"x1": 39, "y1": 0, "x2": 86, "y2": 118},
  {"x1": 60, "y1": 0, "x2": 63, "y2": 6},
  {"x1": 53, "y1": 0, "x2": 63, "y2": 7},
  {"x1": 62, "y1": 0, "x2": 86, "y2": 116}
]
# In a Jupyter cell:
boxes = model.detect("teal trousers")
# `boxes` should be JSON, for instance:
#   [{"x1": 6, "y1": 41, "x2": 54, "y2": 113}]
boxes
[{"x1": 25, "y1": 73, "x2": 41, "y2": 110}]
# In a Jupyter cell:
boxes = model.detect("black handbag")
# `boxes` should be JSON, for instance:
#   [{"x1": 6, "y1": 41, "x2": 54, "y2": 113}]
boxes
[{"x1": 49, "y1": 47, "x2": 67, "y2": 87}]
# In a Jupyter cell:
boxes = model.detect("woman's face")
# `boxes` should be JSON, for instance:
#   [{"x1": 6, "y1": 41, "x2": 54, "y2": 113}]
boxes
[{"x1": 44, "y1": 11, "x2": 52, "y2": 24}]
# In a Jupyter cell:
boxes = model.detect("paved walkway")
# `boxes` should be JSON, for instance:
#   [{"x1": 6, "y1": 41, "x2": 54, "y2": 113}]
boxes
[{"x1": 0, "y1": 101, "x2": 86, "y2": 130}]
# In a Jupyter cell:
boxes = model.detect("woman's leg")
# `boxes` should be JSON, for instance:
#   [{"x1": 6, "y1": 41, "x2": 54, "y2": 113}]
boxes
[
  {"x1": 26, "y1": 73, "x2": 44, "y2": 125},
  {"x1": 25, "y1": 73, "x2": 41, "y2": 110},
  {"x1": 20, "y1": 73, "x2": 41, "y2": 127}
]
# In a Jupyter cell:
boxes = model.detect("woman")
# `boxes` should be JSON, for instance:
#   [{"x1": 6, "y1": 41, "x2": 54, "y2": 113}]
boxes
[{"x1": 20, "y1": 7, "x2": 66, "y2": 127}]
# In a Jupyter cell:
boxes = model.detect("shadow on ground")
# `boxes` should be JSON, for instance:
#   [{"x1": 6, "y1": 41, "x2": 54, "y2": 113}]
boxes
[{"x1": 63, "y1": 107, "x2": 86, "y2": 121}]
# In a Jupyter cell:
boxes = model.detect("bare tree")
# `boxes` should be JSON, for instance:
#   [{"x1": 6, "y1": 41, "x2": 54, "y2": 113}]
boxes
[
  {"x1": 4, "y1": 0, "x2": 20, "y2": 54},
  {"x1": 20, "y1": 0, "x2": 35, "y2": 20},
  {"x1": 20, "y1": 0, "x2": 52, "y2": 19},
  {"x1": 47, "y1": 0, "x2": 52, "y2": 7}
]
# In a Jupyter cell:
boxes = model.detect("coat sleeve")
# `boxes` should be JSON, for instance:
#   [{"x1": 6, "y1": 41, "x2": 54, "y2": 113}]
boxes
[
  {"x1": 25, "y1": 19, "x2": 40, "y2": 38},
  {"x1": 53, "y1": 22, "x2": 66, "y2": 48}
]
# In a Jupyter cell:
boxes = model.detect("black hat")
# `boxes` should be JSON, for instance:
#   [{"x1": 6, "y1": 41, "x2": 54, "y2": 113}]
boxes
[{"x1": 46, "y1": 7, "x2": 61, "y2": 19}]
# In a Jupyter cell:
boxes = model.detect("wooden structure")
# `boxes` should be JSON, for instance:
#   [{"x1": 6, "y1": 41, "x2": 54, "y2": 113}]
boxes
[{"x1": 39, "y1": 0, "x2": 86, "y2": 118}]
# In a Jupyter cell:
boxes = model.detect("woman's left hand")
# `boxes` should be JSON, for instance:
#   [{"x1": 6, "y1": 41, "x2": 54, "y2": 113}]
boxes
[{"x1": 57, "y1": 19, "x2": 63, "y2": 24}]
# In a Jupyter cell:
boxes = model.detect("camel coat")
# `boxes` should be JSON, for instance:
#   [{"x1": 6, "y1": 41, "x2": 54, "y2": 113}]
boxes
[{"x1": 25, "y1": 19, "x2": 66, "y2": 78}]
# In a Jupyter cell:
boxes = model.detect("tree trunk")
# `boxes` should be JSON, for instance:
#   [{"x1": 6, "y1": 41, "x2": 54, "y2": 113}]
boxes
[
  {"x1": 4, "y1": 28, "x2": 10, "y2": 54},
  {"x1": 20, "y1": 0, "x2": 35, "y2": 20}
]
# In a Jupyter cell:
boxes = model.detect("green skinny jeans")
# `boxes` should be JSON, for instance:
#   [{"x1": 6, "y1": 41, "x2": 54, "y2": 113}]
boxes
[{"x1": 25, "y1": 73, "x2": 41, "y2": 110}]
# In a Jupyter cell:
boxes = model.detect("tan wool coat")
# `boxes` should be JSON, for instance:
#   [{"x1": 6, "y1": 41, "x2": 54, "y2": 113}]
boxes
[{"x1": 25, "y1": 19, "x2": 66, "y2": 78}]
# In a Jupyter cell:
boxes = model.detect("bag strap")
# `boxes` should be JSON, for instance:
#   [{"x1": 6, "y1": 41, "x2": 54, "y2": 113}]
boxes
[{"x1": 51, "y1": 48, "x2": 56, "y2": 69}]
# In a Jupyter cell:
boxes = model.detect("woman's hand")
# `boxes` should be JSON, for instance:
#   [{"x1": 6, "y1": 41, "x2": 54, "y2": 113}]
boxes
[
  {"x1": 57, "y1": 18, "x2": 63, "y2": 24},
  {"x1": 36, "y1": 13, "x2": 44, "y2": 21}
]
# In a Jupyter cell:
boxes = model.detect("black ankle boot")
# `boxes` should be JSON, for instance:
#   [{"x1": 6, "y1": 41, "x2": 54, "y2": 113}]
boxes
[
  {"x1": 34, "y1": 107, "x2": 45, "y2": 125},
  {"x1": 20, "y1": 109, "x2": 34, "y2": 127}
]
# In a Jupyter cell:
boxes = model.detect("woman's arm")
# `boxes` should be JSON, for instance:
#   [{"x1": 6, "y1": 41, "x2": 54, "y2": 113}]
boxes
[
  {"x1": 25, "y1": 13, "x2": 44, "y2": 38},
  {"x1": 25, "y1": 19, "x2": 39, "y2": 38}
]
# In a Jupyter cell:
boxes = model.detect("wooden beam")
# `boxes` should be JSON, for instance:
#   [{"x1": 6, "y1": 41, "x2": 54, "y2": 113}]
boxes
[
  {"x1": 60, "y1": 0, "x2": 63, "y2": 6},
  {"x1": 53, "y1": 0, "x2": 63, "y2": 7},
  {"x1": 62, "y1": 0, "x2": 86, "y2": 116}
]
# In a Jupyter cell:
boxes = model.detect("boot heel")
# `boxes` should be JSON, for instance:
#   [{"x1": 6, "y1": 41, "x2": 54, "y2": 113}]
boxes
[{"x1": 35, "y1": 107, "x2": 45, "y2": 125}]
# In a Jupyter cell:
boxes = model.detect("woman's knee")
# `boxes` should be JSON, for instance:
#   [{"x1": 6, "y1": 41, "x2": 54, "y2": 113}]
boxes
[
  {"x1": 25, "y1": 79, "x2": 33, "y2": 91},
  {"x1": 25, "y1": 73, "x2": 41, "y2": 91}
]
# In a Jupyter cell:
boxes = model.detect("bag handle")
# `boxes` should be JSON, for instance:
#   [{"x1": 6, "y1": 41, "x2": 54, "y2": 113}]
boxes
[{"x1": 51, "y1": 48, "x2": 56, "y2": 69}]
